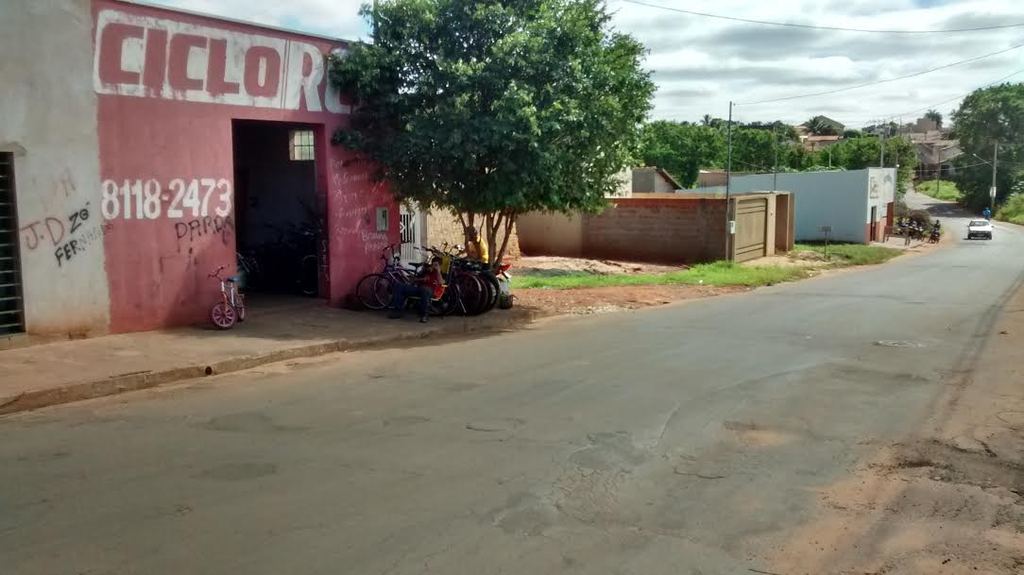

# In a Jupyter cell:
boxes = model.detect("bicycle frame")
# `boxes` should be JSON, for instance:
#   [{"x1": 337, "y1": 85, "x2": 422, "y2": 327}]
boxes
[{"x1": 211, "y1": 266, "x2": 242, "y2": 308}]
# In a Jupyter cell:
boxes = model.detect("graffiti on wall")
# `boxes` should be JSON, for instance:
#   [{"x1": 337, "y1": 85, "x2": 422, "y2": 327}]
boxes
[
  {"x1": 93, "y1": 9, "x2": 351, "y2": 114},
  {"x1": 328, "y1": 161, "x2": 390, "y2": 255},
  {"x1": 100, "y1": 178, "x2": 232, "y2": 220},
  {"x1": 19, "y1": 204, "x2": 113, "y2": 268},
  {"x1": 174, "y1": 214, "x2": 235, "y2": 249}
]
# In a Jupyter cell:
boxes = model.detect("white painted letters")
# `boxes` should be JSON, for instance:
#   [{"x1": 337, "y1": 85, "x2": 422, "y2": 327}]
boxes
[{"x1": 94, "y1": 9, "x2": 348, "y2": 115}]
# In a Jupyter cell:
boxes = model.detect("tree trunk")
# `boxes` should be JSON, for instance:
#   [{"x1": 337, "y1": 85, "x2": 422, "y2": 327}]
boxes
[
  {"x1": 494, "y1": 211, "x2": 517, "y2": 267},
  {"x1": 460, "y1": 211, "x2": 517, "y2": 269}
]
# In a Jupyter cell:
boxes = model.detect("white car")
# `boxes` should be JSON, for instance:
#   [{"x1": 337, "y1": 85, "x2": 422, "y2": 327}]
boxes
[{"x1": 967, "y1": 219, "x2": 993, "y2": 240}]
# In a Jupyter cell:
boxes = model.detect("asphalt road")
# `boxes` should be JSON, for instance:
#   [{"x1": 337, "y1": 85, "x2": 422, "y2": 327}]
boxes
[{"x1": 3, "y1": 196, "x2": 1022, "y2": 575}]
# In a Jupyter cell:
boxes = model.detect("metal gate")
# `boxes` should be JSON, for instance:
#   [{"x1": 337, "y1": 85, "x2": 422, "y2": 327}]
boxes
[
  {"x1": 733, "y1": 197, "x2": 768, "y2": 263},
  {"x1": 0, "y1": 153, "x2": 25, "y2": 335},
  {"x1": 399, "y1": 204, "x2": 421, "y2": 263}
]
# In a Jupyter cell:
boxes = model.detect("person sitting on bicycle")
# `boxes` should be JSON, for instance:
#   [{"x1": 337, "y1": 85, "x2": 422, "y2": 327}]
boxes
[
  {"x1": 464, "y1": 226, "x2": 489, "y2": 263},
  {"x1": 388, "y1": 258, "x2": 444, "y2": 323}
]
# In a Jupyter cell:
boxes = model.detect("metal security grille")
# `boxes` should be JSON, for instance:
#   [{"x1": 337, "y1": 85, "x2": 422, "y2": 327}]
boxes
[
  {"x1": 399, "y1": 208, "x2": 420, "y2": 262},
  {"x1": 0, "y1": 153, "x2": 25, "y2": 335}
]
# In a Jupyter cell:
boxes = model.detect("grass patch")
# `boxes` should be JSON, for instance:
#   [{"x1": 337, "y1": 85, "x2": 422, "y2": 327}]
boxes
[
  {"x1": 511, "y1": 261, "x2": 808, "y2": 290},
  {"x1": 793, "y1": 242, "x2": 902, "y2": 265},
  {"x1": 996, "y1": 194, "x2": 1024, "y2": 225},
  {"x1": 916, "y1": 180, "x2": 961, "y2": 201}
]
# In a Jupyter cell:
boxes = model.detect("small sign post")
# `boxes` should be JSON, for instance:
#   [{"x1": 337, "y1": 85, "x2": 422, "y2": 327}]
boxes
[{"x1": 819, "y1": 225, "x2": 832, "y2": 260}]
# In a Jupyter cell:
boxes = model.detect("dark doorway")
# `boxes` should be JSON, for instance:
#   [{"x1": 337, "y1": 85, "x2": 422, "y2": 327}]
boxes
[
  {"x1": 0, "y1": 153, "x2": 25, "y2": 335},
  {"x1": 232, "y1": 121, "x2": 322, "y2": 297},
  {"x1": 870, "y1": 206, "x2": 878, "y2": 242}
]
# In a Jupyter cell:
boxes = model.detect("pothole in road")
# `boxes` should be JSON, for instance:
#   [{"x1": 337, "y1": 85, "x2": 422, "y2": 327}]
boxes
[
  {"x1": 723, "y1": 421, "x2": 797, "y2": 447},
  {"x1": 875, "y1": 340, "x2": 926, "y2": 348}
]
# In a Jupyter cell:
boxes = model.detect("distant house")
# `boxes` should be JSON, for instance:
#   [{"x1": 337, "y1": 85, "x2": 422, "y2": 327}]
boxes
[
  {"x1": 631, "y1": 167, "x2": 682, "y2": 193},
  {"x1": 798, "y1": 116, "x2": 846, "y2": 151},
  {"x1": 803, "y1": 134, "x2": 842, "y2": 152},
  {"x1": 807, "y1": 115, "x2": 845, "y2": 134},
  {"x1": 908, "y1": 130, "x2": 961, "y2": 179},
  {"x1": 611, "y1": 167, "x2": 682, "y2": 197}
]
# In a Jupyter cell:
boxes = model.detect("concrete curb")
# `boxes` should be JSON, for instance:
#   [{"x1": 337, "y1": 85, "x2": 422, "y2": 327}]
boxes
[{"x1": 0, "y1": 309, "x2": 538, "y2": 416}]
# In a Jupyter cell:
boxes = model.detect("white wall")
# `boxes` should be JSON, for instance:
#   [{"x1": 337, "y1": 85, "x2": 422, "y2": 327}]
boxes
[
  {"x1": 727, "y1": 171, "x2": 872, "y2": 243},
  {"x1": 866, "y1": 168, "x2": 896, "y2": 224},
  {"x1": 0, "y1": 1, "x2": 110, "y2": 335}
]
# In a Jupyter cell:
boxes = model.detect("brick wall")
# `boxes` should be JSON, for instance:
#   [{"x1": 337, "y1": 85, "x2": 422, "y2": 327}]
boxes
[
  {"x1": 582, "y1": 198, "x2": 728, "y2": 263},
  {"x1": 425, "y1": 209, "x2": 521, "y2": 259}
]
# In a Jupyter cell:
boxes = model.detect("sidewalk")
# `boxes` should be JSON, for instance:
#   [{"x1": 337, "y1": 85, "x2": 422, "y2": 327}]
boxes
[{"x1": 0, "y1": 298, "x2": 536, "y2": 415}]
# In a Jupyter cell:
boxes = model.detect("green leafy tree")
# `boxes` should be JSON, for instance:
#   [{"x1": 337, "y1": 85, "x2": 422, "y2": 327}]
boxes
[
  {"x1": 330, "y1": 0, "x2": 655, "y2": 265},
  {"x1": 730, "y1": 128, "x2": 776, "y2": 172},
  {"x1": 804, "y1": 116, "x2": 838, "y2": 136},
  {"x1": 814, "y1": 136, "x2": 916, "y2": 195},
  {"x1": 951, "y1": 83, "x2": 1024, "y2": 210},
  {"x1": 638, "y1": 121, "x2": 724, "y2": 187}
]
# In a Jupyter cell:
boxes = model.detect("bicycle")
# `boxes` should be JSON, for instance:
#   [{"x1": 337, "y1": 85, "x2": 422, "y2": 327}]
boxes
[
  {"x1": 422, "y1": 243, "x2": 500, "y2": 316},
  {"x1": 209, "y1": 265, "x2": 246, "y2": 329},
  {"x1": 355, "y1": 244, "x2": 419, "y2": 310}
]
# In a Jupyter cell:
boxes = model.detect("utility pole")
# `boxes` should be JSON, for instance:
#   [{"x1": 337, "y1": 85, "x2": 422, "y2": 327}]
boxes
[
  {"x1": 772, "y1": 123, "x2": 778, "y2": 192},
  {"x1": 990, "y1": 142, "x2": 999, "y2": 214},
  {"x1": 725, "y1": 101, "x2": 734, "y2": 260},
  {"x1": 880, "y1": 121, "x2": 886, "y2": 167}
]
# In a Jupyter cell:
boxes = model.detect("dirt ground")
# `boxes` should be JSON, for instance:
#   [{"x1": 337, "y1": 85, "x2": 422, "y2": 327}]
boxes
[
  {"x1": 516, "y1": 284, "x2": 748, "y2": 315},
  {"x1": 510, "y1": 243, "x2": 943, "y2": 316},
  {"x1": 512, "y1": 256, "x2": 684, "y2": 277},
  {"x1": 770, "y1": 283, "x2": 1024, "y2": 574},
  {"x1": 509, "y1": 256, "x2": 738, "y2": 315}
]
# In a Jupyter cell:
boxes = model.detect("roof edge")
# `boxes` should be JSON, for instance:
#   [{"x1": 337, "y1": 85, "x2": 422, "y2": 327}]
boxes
[{"x1": 115, "y1": 0, "x2": 363, "y2": 45}]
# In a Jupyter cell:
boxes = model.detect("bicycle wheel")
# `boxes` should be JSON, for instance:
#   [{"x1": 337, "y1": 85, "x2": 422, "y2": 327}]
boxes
[
  {"x1": 211, "y1": 302, "x2": 237, "y2": 329},
  {"x1": 477, "y1": 272, "x2": 500, "y2": 313},
  {"x1": 300, "y1": 255, "x2": 318, "y2": 297},
  {"x1": 428, "y1": 284, "x2": 461, "y2": 317},
  {"x1": 453, "y1": 272, "x2": 485, "y2": 316},
  {"x1": 356, "y1": 273, "x2": 391, "y2": 310},
  {"x1": 235, "y1": 293, "x2": 247, "y2": 322}
]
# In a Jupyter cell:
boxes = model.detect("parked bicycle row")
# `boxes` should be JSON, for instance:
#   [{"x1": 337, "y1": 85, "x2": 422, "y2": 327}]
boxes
[{"x1": 356, "y1": 244, "x2": 512, "y2": 321}]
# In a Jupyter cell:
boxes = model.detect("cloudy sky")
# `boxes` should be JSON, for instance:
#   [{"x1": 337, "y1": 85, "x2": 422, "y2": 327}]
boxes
[{"x1": 153, "y1": 0, "x2": 1024, "y2": 128}]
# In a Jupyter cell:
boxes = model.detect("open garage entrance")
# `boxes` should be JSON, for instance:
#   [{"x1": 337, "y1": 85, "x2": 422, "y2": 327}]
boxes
[{"x1": 232, "y1": 120, "x2": 325, "y2": 299}]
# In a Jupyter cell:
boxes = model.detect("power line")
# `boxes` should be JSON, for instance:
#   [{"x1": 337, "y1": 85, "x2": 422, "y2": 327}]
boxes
[
  {"x1": 617, "y1": 0, "x2": 1024, "y2": 34},
  {"x1": 850, "y1": 67, "x2": 1024, "y2": 126},
  {"x1": 737, "y1": 43, "x2": 1024, "y2": 106}
]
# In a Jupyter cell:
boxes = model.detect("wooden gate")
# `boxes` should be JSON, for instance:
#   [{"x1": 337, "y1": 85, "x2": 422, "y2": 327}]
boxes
[{"x1": 733, "y1": 197, "x2": 768, "y2": 263}]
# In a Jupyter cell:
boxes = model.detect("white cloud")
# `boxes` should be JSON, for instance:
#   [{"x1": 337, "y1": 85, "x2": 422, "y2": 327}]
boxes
[{"x1": 149, "y1": 0, "x2": 1024, "y2": 127}]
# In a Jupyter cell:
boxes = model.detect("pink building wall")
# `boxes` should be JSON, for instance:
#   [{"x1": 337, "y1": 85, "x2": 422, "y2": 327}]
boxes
[{"x1": 92, "y1": 0, "x2": 397, "y2": 332}]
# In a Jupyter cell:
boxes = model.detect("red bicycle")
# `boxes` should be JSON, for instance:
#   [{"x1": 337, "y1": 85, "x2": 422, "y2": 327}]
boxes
[{"x1": 209, "y1": 265, "x2": 246, "y2": 329}]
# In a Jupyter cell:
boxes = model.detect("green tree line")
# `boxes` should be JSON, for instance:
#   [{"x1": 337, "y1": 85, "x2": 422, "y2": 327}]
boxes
[{"x1": 638, "y1": 120, "x2": 917, "y2": 194}]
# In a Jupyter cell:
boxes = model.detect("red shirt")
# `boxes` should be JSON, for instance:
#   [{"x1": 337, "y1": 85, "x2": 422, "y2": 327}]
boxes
[{"x1": 418, "y1": 266, "x2": 445, "y2": 299}]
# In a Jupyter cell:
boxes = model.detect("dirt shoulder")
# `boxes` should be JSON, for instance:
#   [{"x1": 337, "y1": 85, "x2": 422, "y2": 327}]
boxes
[
  {"x1": 769, "y1": 279, "x2": 1024, "y2": 574},
  {"x1": 512, "y1": 243, "x2": 935, "y2": 317},
  {"x1": 517, "y1": 283, "x2": 748, "y2": 315}
]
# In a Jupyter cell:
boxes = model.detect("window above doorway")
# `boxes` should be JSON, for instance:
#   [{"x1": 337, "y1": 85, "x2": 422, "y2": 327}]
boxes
[{"x1": 289, "y1": 130, "x2": 315, "y2": 161}]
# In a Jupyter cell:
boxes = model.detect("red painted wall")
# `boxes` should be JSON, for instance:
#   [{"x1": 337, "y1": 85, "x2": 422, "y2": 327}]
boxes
[{"x1": 92, "y1": 0, "x2": 397, "y2": 332}]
